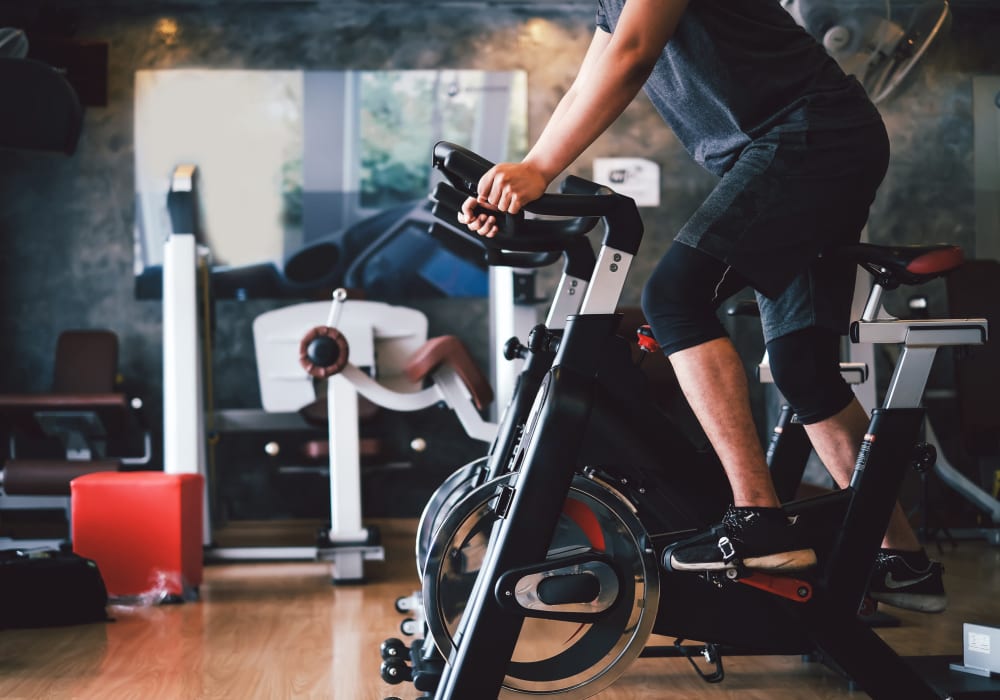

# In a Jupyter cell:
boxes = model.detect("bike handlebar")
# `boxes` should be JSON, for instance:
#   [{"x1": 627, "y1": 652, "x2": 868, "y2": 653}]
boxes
[{"x1": 431, "y1": 141, "x2": 644, "y2": 256}]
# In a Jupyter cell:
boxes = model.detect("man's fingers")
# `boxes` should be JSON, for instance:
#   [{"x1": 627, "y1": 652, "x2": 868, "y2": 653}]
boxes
[
  {"x1": 488, "y1": 178, "x2": 507, "y2": 210},
  {"x1": 477, "y1": 167, "x2": 497, "y2": 203},
  {"x1": 460, "y1": 197, "x2": 479, "y2": 225},
  {"x1": 496, "y1": 187, "x2": 512, "y2": 213},
  {"x1": 458, "y1": 211, "x2": 498, "y2": 237},
  {"x1": 481, "y1": 215, "x2": 497, "y2": 237},
  {"x1": 507, "y1": 193, "x2": 521, "y2": 215},
  {"x1": 458, "y1": 191, "x2": 504, "y2": 238}
]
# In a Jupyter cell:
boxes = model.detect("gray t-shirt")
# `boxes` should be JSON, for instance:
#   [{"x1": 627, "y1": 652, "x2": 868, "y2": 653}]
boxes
[{"x1": 596, "y1": 0, "x2": 882, "y2": 175}]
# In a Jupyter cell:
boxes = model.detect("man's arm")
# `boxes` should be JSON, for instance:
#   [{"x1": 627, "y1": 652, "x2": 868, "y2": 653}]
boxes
[
  {"x1": 462, "y1": 0, "x2": 688, "y2": 235},
  {"x1": 528, "y1": 25, "x2": 613, "y2": 174}
]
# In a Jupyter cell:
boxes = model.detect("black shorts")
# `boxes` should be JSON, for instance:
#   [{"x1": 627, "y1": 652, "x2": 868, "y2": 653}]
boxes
[{"x1": 674, "y1": 120, "x2": 890, "y2": 341}]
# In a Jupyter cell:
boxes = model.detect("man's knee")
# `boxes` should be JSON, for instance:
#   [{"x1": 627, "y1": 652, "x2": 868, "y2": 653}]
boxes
[
  {"x1": 767, "y1": 328, "x2": 854, "y2": 424},
  {"x1": 642, "y1": 245, "x2": 732, "y2": 356}
]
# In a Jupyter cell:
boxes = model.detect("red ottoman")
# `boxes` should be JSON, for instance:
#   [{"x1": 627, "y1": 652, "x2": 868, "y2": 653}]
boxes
[{"x1": 71, "y1": 472, "x2": 203, "y2": 601}]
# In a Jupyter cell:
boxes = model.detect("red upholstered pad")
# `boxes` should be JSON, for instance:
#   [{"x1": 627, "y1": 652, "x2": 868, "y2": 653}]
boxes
[
  {"x1": 404, "y1": 336, "x2": 494, "y2": 411},
  {"x1": 3, "y1": 459, "x2": 120, "y2": 495}
]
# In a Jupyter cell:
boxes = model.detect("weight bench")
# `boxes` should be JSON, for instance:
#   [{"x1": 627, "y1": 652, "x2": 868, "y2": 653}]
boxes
[{"x1": 0, "y1": 330, "x2": 151, "y2": 548}]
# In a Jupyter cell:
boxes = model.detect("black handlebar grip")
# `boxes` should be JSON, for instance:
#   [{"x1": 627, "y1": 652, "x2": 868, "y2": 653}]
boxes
[
  {"x1": 433, "y1": 141, "x2": 494, "y2": 194},
  {"x1": 560, "y1": 174, "x2": 613, "y2": 197},
  {"x1": 432, "y1": 140, "x2": 643, "y2": 254}
]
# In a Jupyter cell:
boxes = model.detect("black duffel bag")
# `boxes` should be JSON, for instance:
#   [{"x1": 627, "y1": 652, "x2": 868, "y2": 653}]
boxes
[{"x1": 0, "y1": 548, "x2": 109, "y2": 628}]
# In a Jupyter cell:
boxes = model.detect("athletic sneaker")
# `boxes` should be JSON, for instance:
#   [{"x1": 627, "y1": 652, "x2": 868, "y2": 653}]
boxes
[
  {"x1": 663, "y1": 504, "x2": 817, "y2": 572},
  {"x1": 867, "y1": 549, "x2": 947, "y2": 613}
]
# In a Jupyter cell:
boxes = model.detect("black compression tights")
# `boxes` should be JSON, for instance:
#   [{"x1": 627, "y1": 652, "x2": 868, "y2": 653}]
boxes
[
  {"x1": 641, "y1": 243, "x2": 748, "y2": 356},
  {"x1": 766, "y1": 327, "x2": 855, "y2": 424},
  {"x1": 641, "y1": 243, "x2": 854, "y2": 424}
]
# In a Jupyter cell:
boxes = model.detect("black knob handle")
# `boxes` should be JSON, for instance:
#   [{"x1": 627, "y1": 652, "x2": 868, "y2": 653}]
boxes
[
  {"x1": 526, "y1": 324, "x2": 550, "y2": 353},
  {"x1": 503, "y1": 337, "x2": 528, "y2": 361},
  {"x1": 307, "y1": 336, "x2": 341, "y2": 368}
]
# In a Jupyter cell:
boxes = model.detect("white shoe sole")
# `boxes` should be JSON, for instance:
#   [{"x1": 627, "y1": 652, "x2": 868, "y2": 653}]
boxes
[
  {"x1": 669, "y1": 548, "x2": 817, "y2": 573},
  {"x1": 870, "y1": 592, "x2": 947, "y2": 613},
  {"x1": 743, "y1": 548, "x2": 817, "y2": 572}
]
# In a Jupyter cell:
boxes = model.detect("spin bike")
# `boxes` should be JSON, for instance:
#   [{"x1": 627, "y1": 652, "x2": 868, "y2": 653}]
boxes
[
  {"x1": 388, "y1": 174, "x2": 601, "y2": 638},
  {"x1": 411, "y1": 187, "x2": 600, "y2": 577},
  {"x1": 388, "y1": 141, "x2": 987, "y2": 700},
  {"x1": 386, "y1": 160, "x2": 757, "y2": 686}
]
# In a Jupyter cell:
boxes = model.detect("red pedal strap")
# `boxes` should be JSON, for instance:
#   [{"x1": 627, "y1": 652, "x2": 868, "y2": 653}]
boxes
[{"x1": 738, "y1": 572, "x2": 813, "y2": 603}]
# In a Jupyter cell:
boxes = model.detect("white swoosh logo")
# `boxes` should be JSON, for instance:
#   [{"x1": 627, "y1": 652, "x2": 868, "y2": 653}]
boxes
[{"x1": 884, "y1": 571, "x2": 932, "y2": 589}]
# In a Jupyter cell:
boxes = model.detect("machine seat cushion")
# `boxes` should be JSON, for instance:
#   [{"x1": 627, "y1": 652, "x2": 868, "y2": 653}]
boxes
[{"x1": 404, "y1": 336, "x2": 493, "y2": 411}]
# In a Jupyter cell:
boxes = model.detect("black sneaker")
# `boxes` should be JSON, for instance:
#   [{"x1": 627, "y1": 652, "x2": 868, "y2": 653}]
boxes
[
  {"x1": 663, "y1": 505, "x2": 817, "y2": 572},
  {"x1": 867, "y1": 550, "x2": 947, "y2": 613}
]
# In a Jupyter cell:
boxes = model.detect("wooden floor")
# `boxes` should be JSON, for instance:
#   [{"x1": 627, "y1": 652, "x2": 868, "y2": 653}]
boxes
[{"x1": 1, "y1": 519, "x2": 999, "y2": 700}]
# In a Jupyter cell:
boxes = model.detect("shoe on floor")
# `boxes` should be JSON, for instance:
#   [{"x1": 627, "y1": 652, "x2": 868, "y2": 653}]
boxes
[
  {"x1": 868, "y1": 549, "x2": 947, "y2": 613},
  {"x1": 663, "y1": 504, "x2": 817, "y2": 573}
]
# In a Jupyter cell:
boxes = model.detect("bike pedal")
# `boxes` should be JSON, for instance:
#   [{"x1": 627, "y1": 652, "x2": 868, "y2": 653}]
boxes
[{"x1": 702, "y1": 565, "x2": 740, "y2": 588}]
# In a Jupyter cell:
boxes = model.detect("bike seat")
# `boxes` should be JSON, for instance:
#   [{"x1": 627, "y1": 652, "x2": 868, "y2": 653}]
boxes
[
  {"x1": 405, "y1": 336, "x2": 494, "y2": 411},
  {"x1": 833, "y1": 242, "x2": 965, "y2": 288}
]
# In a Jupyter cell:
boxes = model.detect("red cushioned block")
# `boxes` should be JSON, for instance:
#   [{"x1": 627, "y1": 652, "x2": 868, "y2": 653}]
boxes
[{"x1": 71, "y1": 472, "x2": 203, "y2": 599}]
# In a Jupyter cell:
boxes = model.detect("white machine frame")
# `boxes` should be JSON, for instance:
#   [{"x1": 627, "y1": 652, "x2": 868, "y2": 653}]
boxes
[{"x1": 233, "y1": 293, "x2": 497, "y2": 581}]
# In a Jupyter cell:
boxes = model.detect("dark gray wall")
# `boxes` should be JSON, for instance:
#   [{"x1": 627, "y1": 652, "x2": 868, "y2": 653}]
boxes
[{"x1": 1, "y1": 1, "x2": 998, "y2": 507}]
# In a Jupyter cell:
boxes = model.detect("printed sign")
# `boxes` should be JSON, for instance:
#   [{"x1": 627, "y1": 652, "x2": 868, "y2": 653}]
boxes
[{"x1": 593, "y1": 157, "x2": 661, "y2": 207}]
